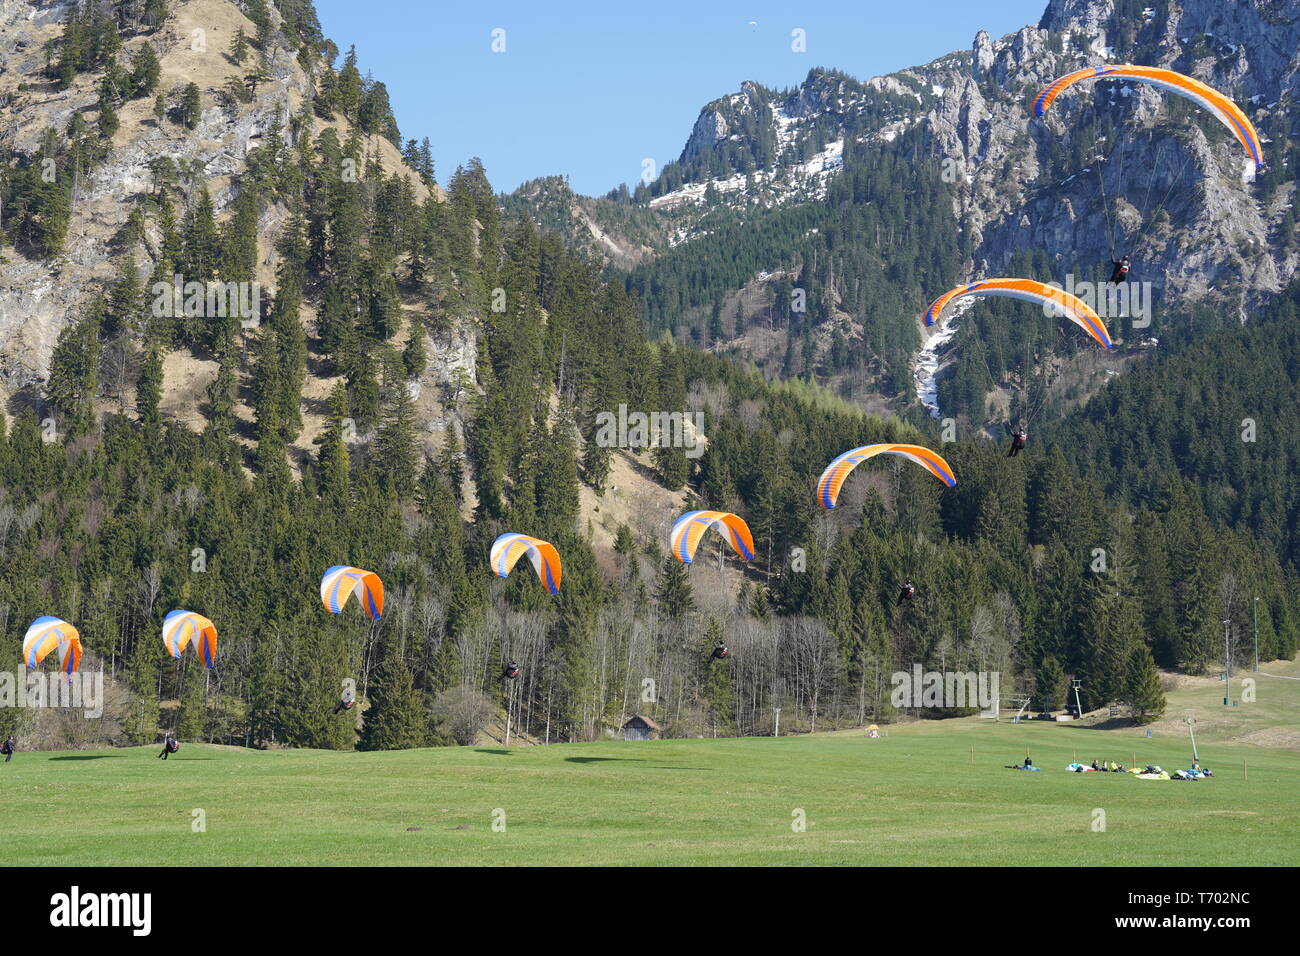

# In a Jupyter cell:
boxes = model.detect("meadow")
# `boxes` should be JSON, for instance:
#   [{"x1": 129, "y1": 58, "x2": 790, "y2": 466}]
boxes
[{"x1": 3, "y1": 665, "x2": 1297, "y2": 866}]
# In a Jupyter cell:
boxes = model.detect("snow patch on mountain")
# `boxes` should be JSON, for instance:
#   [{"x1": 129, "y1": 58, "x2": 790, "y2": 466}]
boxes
[{"x1": 650, "y1": 136, "x2": 845, "y2": 214}]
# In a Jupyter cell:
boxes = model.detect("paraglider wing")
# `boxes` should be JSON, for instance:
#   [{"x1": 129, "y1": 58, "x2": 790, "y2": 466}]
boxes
[
  {"x1": 22, "y1": 616, "x2": 82, "y2": 676},
  {"x1": 1033, "y1": 65, "x2": 1263, "y2": 170},
  {"x1": 817, "y1": 443, "x2": 956, "y2": 509},
  {"x1": 162, "y1": 610, "x2": 219, "y2": 668},
  {"x1": 320, "y1": 566, "x2": 385, "y2": 620},
  {"x1": 669, "y1": 511, "x2": 756, "y2": 564},
  {"x1": 924, "y1": 278, "x2": 1113, "y2": 350},
  {"x1": 489, "y1": 533, "x2": 562, "y2": 594}
]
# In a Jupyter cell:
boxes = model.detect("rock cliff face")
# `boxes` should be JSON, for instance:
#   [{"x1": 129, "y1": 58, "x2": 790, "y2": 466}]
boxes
[
  {"x1": 0, "y1": 0, "x2": 477, "y2": 444},
  {"x1": 1, "y1": 0, "x2": 323, "y2": 385},
  {"x1": 927, "y1": 0, "x2": 1300, "y2": 320},
  {"x1": 520, "y1": 0, "x2": 1297, "y2": 334}
]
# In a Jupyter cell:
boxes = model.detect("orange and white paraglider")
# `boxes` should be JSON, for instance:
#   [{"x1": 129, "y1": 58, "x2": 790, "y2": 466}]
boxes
[
  {"x1": 924, "y1": 278, "x2": 1114, "y2": 350},
  {"x1": 1033, "y1": 65, "x2": 1263, "y2": 171},
  {"x1": 489, "y1": 533, "x2": 562, "y2": 594},
  {"x1": 22, "y1": 617, "x2": 82, "y2": 678},
  {"x1": 162, "y1": 610, "x2": 218, "y2": 668},
  {"x1": 669, "y1": 511, "x2": 755, "y2": 565},
  {"x1": 320, "y1": 566, "x2": 385, "y2": 620},
  {"x1": 816, "y1": 443, "x2": 956, "y2": 509}
]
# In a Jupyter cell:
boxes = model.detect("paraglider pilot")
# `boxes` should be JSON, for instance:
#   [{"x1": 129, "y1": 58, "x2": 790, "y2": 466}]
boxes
[
  {"x1": 711, "y1": 643, "x2": 730, "y2": 661},
  {"x1": 1008, "y1": 426, "x2": 1027, "y2": 458},
  {"x1": 502, "y1": 660, "x2": 520, "y2": 680},
  {"x1": 897, "y1": 581, "x2": 917, "y2": 605},
  {"x1": 332, "y1": 689, "x2": 356, "y2": 715},
  {"x1": 158, "y1": 734, "x2": 179, "y2": 760},
  {"x1": 1, "y1": 736, "x2": 14, "y2": 763},
  {"x1": 1109, "y1": 256, "x2": 1130, "y2": 284}
]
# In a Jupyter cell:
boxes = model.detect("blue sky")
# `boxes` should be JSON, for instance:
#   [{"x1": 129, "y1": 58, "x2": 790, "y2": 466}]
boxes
[{"x1": 314, "y1": 0, "x2": 1047, "y2": 196}]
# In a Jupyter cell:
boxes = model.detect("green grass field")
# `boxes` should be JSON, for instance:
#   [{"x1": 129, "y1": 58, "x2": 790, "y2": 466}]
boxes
[{"x1": 4, "y1": 666, "x2": 1298, "y2": 866}]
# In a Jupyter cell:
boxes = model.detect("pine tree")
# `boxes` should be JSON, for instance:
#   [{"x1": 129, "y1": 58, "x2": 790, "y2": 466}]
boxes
[
  {"x1": 203, "y1": 348, "x2": 238, "y2": 449},
  {"x1": 124, "y1": 629, "x2": 165, "y2": 743},
  {"x1": 337, "y1": 46, "x2": 362, "y2": 120},
  {"x1": 136, "y1": 345, "x2": 163, "y2": 431},
  {"x1": 439, "y1": 425, "x2": 464, "y2": 500},
  {"x1": 130, "y1": 42, "x2": 161, "y2": 97},
  {"x1": 701, "y1": 618, "x2": 734, "y2": 734},
  {"x1": 357, "y1": 651, "x2": 428, "y2": 750},
  {"x1": 180, "y1": 81, "x2": 201, "y2": 129},
  {"x1": 276, "y1": 627, "x2": 354, "y2": 749},
  {"x1": 316, "y1": 283, "x2": 353, "y2": 361},
  {"x1": 1123, "y1": 643, "x2": 1166, "y2": 724},
  {"x1": 547, "y1": 585, "x2": 598, "y2": 741},
  {"x1": 47, "y1": 303, "x2": 103, "y2": 435},
  {"x1": 229, "y1": 26, "x2": 249, "y2": 65},
  {"x1": 376, "y1": 356, "x2": 420, "y2": 498},
  {"x1": 655, "y1": 555, "x2": 695, "y2": 619},
  {"x1": 402, "y1": 322, "x2": 427, "y2": 379},
  {"x1": 253, "y1": 400, "x2": 292, "y2": 494},
  {"x1": 181, "y1": 189, "x2": 220, "y2": 284},
  {"x1": 536, "y1": 399, "x2": 580, "y2": 535},
  {"x1": 344, "y1": 345, "x2": 380, "y2": 431},
  {"x1": 1035, "y1": 655, "x2": 1067, "y2": 711},
  {"x1": 314, "y1": 381, "x2": 352, "y2": 503},
  {"x1": 268, "y1": 272, "x2": 307, "y2": 441},
  {"x1": 1078, "y1": 528, "x2": 1145, "y2": 710},
  {"x1": 105, "y1": 254, "x2": 144, "y2": 338},
  {"x1": 580, "y1": 433, "x2": 611, "y2": 494},
  {"x1": 97, "y1": 92, "x2": 120, "y2": 139},
  {"x1": 174, "y1": 662, "x2": 207, "y2": 739},
  {"x1": 219, "y1": 188, "x2": 260, "y2": 284}
]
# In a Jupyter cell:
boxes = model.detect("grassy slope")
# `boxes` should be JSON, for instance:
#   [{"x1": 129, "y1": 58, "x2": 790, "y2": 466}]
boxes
[{"x1": 3, "y1": 663, "x2": 1298, "y2": 867}]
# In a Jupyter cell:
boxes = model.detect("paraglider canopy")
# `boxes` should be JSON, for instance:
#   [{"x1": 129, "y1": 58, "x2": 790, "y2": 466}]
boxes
[
  {"x1": 1033, "y1": 64, "x2": 1264, "y2": 171},
  {"x1": 924, "y1": 279, "x2": 1114, "y2": 350},
  {"x1": 670, "y1": 511, "x2": 755, "y2": 564},
  {"x1": 490, "y1": 534, "x2": 562, "y2": 594},
  {"x1": 22, "y1": 617, "x2": 82, "y2": 676},
  {"x1": 162, "y1": 610, "x2": 218, "y2": 668},
  {"x1": 817, "y1": 444, "x2": 956, "y2": 510},
  {"x1": 321, "y1": 566, "x2": 385, "y2": 620}
]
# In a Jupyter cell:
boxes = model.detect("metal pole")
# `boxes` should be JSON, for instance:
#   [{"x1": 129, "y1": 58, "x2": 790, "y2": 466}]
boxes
[
  {"x1": 1222, "y1": 619, "x2": 1231, "y2": 680},
  {"x1": 1253, "y1": 597, "x2": 1259, "y2": 672}
]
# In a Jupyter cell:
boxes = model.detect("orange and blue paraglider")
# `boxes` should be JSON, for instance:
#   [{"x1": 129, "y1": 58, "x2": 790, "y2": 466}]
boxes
[
  {"x1": 670, "y1": 511, "x2": 755, "y2": 564},
  {"x1": 162, "y1": 610, "x2": 218, "y2": 668},
  {"x1": 321, "y1": 566, "x2": 385, "y2": 620},
  {"x1": 1033, "y1": 65, "x2": 1263, "y2": 171},
  {"x1": 22, "y1": 616, "x2": 82, "y2": 677},
  {"x1": 489, "y1": 533, "x2": 562, "y2": 594},
  {"x1": 817, "y1": 443, "x2": 956, "y2": 509},
  {"x1": 924, "y1": 278, "x2": 1114, "y2": 350}
]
